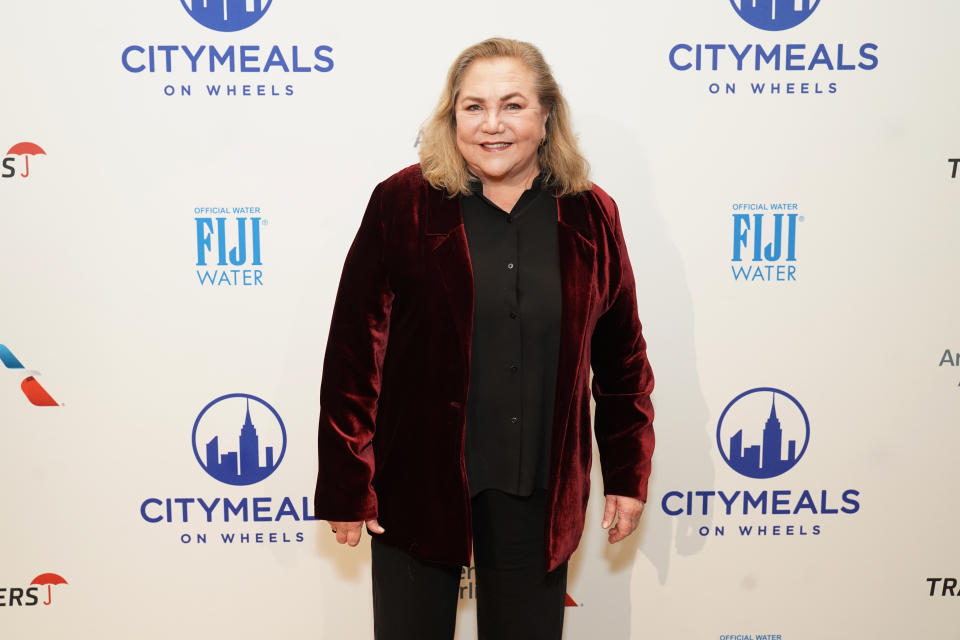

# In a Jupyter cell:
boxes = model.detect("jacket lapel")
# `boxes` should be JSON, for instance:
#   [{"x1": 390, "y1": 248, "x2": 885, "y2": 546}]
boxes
[
  {"x1": 550, "y1": 195, "x2": 597, "y2": 468},
  {"x1": 426, "y1": 190, "x2": 474, "y2": 365}
]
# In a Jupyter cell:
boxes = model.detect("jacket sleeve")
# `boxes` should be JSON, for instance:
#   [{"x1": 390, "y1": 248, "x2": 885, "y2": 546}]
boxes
[
  {"x1": 314, "y1": 183, "x2": 393, "y2": 522},
  {"x1": 590, "y1": 196, "x2": 655, "y2": 503}
]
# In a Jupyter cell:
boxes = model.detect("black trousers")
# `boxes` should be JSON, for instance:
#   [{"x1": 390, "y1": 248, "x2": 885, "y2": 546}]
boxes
[{"x1": 371, "y1": 489, "x2": 568, "y2": 640}]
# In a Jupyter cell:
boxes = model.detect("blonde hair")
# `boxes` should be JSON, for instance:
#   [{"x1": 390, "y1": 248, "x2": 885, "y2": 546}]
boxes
[{"x1": 419, "y1": 37, "x2": 591, "y2": 197}]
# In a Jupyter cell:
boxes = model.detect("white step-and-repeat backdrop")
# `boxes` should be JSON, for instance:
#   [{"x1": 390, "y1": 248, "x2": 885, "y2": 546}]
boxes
[{"x1": 2, "y1": 1, "x2": 958, "y2": 638}]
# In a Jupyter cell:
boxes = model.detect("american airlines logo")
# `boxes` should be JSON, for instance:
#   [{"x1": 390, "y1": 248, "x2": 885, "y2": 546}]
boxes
[{"x1": 0, "y1": 344, "x2": 59, "y2": 406}]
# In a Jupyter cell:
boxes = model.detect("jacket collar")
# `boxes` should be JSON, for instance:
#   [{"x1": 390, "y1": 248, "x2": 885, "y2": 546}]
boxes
[{"x1": 424, "y1": 181, "x2": 594, "y2": 245}]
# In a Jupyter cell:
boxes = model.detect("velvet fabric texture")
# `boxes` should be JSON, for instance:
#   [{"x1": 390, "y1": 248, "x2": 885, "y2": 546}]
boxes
[{"x1": 314, "y1": 164, "x2": 654, "y2": 572}]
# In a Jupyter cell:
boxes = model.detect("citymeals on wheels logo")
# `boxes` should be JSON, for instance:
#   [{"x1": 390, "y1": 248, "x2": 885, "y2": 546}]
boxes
[
  {"x1": 140, "y1": 392, "x2": 314, "y2": 546},
  {"x1": 731, "y1": 0, "x2": 819, "y2": 31},
  {"x1": 661, "y1": 386, "x2": 860, "y2": 538},
  {"x1": 192, "y1": 394, "x2": 285, "y2": 485},
  {"x1": 669, "y1": 1, "x2": 878, "y2": 96},
  {"x1": 121, "y1": 1, "x2": 334, "y2": 98},
  {"x1": 181, "y1": 0, "x2": 272, "y2": 32},
  {"x1": 194, "y1": 205, "x2": 265, "y2": 287},
  {"x1": 717, "y1": 388, "x2": 808, "y2": 478}
]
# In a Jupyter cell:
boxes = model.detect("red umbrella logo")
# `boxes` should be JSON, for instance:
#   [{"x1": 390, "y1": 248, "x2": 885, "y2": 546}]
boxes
[
  {"x1": 7, "y1": 142, "x2": 46, "y2": 178},
  {"x1": 30, "y1": 573, "x2": 67, "y2": 605}
]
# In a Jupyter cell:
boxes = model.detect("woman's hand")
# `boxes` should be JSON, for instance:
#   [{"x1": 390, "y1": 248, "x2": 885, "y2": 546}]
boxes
[
  {"x1": 601, "y1": 495, "x2": 645, "y2": 543},
  {"x1": 328, "y1": 519, "x2": 385, "y2": 547}
]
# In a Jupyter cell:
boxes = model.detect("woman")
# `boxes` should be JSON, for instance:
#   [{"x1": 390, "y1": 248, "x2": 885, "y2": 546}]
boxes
[{"x1": 315, "y1": 37, "x2": 654, "y2": 640}]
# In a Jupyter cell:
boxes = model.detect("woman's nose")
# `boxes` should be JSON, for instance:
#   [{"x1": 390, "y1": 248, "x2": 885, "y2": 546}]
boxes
[{"x1": 480, "y1": 110, "x2": 503, "y2": 133}]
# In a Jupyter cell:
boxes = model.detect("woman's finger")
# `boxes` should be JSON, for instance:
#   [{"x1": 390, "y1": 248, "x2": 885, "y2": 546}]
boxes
[
  {"x1": 348, "y1": 527, "x2": 364, "y2": 546},
  {"x1": 601, "y1": 495, "x2": 618, "y2": 529}
]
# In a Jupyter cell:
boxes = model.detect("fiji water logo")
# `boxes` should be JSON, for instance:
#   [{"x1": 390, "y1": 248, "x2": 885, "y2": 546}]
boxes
[
  {"x1": 192, "y1": 393, "x2": 286, "y2": 486},
  {"x1": 2, "y1": 142, "x2": 45, "y2": 179},
  {"x1": 717, "y1": 387, "x2": 810, "y2": 479},
  {"x1": 195, "y1": 207, "x2": 264, "y2": 286},
  {"x1": 181, "y1": 0, "x2": 273, "y2": 32},
  {"x1": 0, "y1": 344, "x2": 59, "y2": 406},
  {"x1": 1, "y1": 573, "x2": 68, "y2": 607},
  {"x1": 731, "y1": 0, "x2": 820, "y2": 31},
  {"x1": 731, "y1": 203, "x2": 801, "y2": 282}
]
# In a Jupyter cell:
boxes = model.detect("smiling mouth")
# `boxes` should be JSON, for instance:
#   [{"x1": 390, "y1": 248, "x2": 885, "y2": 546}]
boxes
[{"x1": 481, "y1": 142, "x2": 512, "y2": 150}]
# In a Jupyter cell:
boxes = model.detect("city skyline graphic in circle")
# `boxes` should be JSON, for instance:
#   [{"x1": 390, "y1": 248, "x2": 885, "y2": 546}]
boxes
[
  {"x1": 729, "y1": 0, "x2": 821, "y2": 31},
  {"x1": 180, "y1": 0, "x2": 273, "y2": 32},
  {"x1": 716, "y1": 387, "x2": 810, "y2": 479},
  {"x1": 192, "y1": 393, "x2": 286, "y2": 486}
]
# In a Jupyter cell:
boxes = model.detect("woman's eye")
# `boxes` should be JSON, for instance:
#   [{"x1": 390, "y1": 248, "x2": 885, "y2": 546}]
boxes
[
  {"x1": 505, "y1": 103, "x2": 521, "y2": 110},
  {"x1": 465, "y1": 104, "x2": 481, "y2": 111}
]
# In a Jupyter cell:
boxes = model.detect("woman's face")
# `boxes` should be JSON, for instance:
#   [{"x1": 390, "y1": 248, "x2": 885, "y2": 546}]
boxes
[{"x1": 455, "y1": 57, "x2": 548, "y2": 188}]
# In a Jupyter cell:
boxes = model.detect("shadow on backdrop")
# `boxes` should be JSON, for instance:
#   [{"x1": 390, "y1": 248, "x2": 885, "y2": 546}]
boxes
[
  {"x1": 316, "y1": 524, "x2": 373, "y2": 639},
  {"x1": 563, "y1": 115, "x2": 714, "y2": 640}
]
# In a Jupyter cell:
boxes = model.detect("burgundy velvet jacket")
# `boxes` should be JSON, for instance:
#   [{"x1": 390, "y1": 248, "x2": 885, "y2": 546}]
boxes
[{"x1": 314, "y1": 164, "x2": 654, "y2": 571}]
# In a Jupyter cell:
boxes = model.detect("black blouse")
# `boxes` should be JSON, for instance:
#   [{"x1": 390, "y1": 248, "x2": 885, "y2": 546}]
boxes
[{"x1": 461, "y1": 174, "x2": 562, "y2": 497}]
